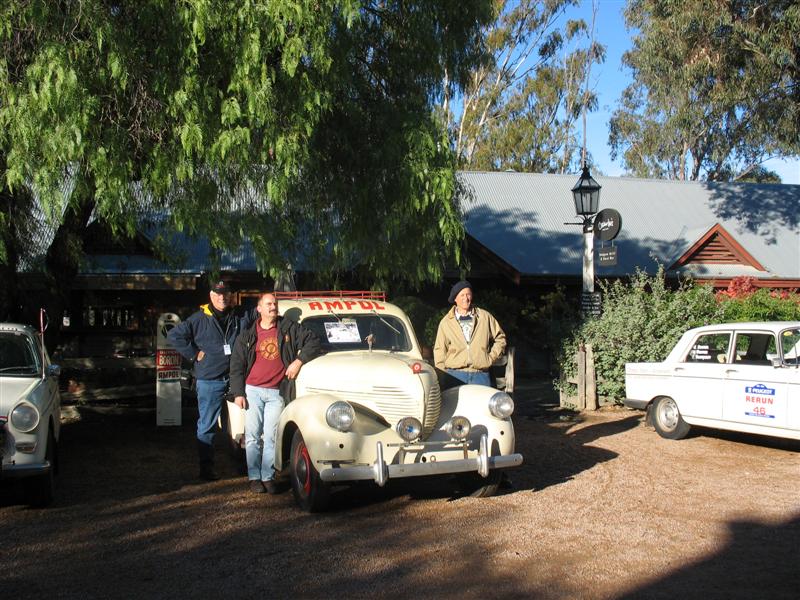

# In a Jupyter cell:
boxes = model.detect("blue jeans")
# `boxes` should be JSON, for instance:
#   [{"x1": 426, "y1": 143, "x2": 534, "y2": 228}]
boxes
[
  {"x1": 446, "y1": 369, "x2": 491, "y2": 386},
  {"x1": 195, "y1": 378, "x2": 229, "y2": 446},
  {"x1": 244, "y1": 385, "x2": 285, "y2": 482}
]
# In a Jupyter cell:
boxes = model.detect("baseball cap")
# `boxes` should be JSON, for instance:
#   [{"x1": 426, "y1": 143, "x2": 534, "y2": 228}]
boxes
[{"x1": 210, "y1": 280, "x2": 231, "y2": 294}]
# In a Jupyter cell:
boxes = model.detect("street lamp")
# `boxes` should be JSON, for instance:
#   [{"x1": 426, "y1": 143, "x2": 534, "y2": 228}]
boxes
[{"x1": 569, "y1": 164, "x2": 601, "y2": 294}]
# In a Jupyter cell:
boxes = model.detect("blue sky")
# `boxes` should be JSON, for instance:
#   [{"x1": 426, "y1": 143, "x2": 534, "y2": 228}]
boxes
[{"x1": 564, "y1": 0, "x2": 800, "y2": 184}]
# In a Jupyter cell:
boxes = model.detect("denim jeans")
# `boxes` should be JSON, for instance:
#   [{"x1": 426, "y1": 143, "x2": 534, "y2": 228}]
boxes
[
  {"x1": 195, "y1": 378, "x2": 229, "y2": 446},
  {"x1": 446, "y1": 369, "x2": 491, "y2": 386},
  {"x1": 244, "y1": 385, "x2": 285, "y2": 482}
]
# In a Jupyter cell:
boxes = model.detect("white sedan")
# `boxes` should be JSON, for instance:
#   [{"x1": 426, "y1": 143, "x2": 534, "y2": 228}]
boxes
[
  {"x1": 625, "y1": 322, "x2": 800, "y2": 441},
  {"x1": 0, "y1": 323, "x2": 62, "y2": 506}
]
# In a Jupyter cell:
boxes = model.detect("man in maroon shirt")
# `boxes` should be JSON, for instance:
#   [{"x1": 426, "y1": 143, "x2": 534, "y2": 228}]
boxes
[{"x1": 229, "y1": 293, "x2": 320, "y2": 494}]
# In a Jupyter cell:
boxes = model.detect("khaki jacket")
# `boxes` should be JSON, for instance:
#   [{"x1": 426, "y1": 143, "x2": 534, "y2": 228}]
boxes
[{"x1": 433, "y1": 307, "x2": 506, "y2": 372}]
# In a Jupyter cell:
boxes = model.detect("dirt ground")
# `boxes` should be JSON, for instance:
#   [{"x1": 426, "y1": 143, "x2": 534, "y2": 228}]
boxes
[{"x1": 2, "y1": 382, "x2": 799, "y2": 599}]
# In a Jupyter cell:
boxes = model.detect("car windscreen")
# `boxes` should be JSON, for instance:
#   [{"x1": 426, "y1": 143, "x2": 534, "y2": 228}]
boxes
[
  {"x1": 0, "y1": 332, "x2": 40, "y2": 375},
  {"x1": 301, "y1": 315, "x2": 412, "y2": 353}
]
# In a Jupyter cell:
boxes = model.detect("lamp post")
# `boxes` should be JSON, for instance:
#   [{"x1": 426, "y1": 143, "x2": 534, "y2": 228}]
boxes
[{"x1": 570, "y1": 164, "x2": 601, "y2": 294}]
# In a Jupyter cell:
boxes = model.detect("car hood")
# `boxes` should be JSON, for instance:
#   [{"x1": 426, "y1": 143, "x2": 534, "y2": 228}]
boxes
[
  {"x1": 298, "y1": 351, "x2": 440, "y2": 429},
  {"x1": 0, "y1": 377, "x2": 40, "y2": 413}
]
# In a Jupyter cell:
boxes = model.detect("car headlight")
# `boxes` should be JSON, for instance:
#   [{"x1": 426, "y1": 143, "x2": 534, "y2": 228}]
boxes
[
  {"x1": 11, "y1": 402, "x2": 40, "y2": 433},
  {"x1": 396, "y1": 417, "x2": 422, "y2": 442},
  {"x1": 325, "y1": 401, "x2": 355, "y2": 432},
  {"x1": 445, "y1": 416, "x2": 471, "y2": 441},
  {"x1": 489, "y1": 391, "x2": 515, "y2": 419}
]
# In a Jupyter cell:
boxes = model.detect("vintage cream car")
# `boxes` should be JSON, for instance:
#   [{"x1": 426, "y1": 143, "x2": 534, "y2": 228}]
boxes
[
  {"x1": 625, "y1": 322, "x2": 800, "y2": 441},
  {"x1": 226, "y1": 292, "x2": 522, "y2": 511},
  {"x1": 0, "y1": 322, "x2": 62, "y2": 507}
]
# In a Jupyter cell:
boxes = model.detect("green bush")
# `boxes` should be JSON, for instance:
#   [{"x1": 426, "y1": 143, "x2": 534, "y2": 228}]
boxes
[{"x1": 718, "y1": 289, "x2": 800, "y2": 321}]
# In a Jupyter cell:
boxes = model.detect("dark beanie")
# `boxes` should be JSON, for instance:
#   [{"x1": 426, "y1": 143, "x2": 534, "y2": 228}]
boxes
[{"x1": 448, "y1": 280, "x2": 472, "y2": 304}]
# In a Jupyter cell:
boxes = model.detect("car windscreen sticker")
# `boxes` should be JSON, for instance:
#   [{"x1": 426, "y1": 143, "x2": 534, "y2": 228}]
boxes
[
  {"x1": 744, "y1": 383, "x2": 776, "y2": 419},
  {"x1": 690, "y1": 344, "x2": 710, "y2": 360},
  {"x1": 324, "y1": 321, "x2": 361, "y2": 344}
]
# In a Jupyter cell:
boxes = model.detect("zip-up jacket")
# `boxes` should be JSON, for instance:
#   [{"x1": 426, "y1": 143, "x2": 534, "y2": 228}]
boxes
[
  {"x1": 167, "y1": 304, "x2": 254, "y2": 380},
  {"x1": 433, "y1": 306, "x2": 506, "y2": 372},
  {"x1": 229, "y1": 316, "x2": 321, "y2": 402}
]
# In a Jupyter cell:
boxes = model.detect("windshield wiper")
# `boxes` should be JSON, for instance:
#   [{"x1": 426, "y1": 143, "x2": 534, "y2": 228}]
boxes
[{"x1": 370, "y1": 310, "x2": 402, "y2": 336}]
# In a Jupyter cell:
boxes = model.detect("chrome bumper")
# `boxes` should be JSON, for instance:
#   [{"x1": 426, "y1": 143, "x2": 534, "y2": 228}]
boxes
[
  {"x1": 319, "y1": 434, "x2": 523, "y2": 486},
  {"x1": 1, "y1": 460, "x2": 52, "y2": 479},
  {"x1": 623, "y1": 398, "x2": 649, "y2": 410}
]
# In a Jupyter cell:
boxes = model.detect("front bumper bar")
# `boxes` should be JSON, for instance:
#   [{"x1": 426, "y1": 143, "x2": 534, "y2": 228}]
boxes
[
  {"x1": 0, "y1": 460, "x2": 52, "y2": 480},
  {"x1": 319, "y1": 433, "x2": 523, "y2": 486}
]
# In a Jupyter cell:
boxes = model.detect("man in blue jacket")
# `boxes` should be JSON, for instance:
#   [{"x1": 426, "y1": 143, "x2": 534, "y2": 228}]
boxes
[{"x1": 168, "y1": 280, "x2": 254, "y2": 480}]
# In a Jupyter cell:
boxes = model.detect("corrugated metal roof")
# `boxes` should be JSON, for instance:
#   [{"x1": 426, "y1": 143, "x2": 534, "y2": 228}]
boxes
[{"x1": 458, "y1": 171, "x2": 800, "y2": 280}]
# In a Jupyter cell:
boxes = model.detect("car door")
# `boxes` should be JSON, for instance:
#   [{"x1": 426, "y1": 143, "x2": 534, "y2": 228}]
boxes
[
  {"x1": 779, "y1": 327, "x2": 800, "y2": 433},
  {"x1": 671, "y1": 331, "x2": 731, "y2": 420},
  {"x1": 722, "y1": 331, "x2": 788, "y2": 431}
]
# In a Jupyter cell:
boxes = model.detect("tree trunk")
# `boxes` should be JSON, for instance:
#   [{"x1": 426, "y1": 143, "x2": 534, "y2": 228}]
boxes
[{"x1": 43, "y1": 182, "x2": 96, "y2": 349}]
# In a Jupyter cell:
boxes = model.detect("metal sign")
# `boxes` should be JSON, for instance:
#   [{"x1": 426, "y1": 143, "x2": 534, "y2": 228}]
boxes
[
  {"x1": 593, "y1": 208, "x2": 622, "y2": 241},
  {"x1": 156, "y1": 313, "x2": 182, "y2": 426},
  {"x1": 598, "y1": 246, "x2": 618, "y2": 266},
  {"x1": 581, "y1": 291, "x2": 602, "y2": 316}
]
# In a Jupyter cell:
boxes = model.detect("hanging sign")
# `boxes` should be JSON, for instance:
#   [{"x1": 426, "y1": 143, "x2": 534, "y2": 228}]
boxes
[
  {"x1": 593, "y1": 209, "x2": 622, "y2": 241},
  {"x1": 156, "y1": 313, "x2": 182, "y2": 426},
  {"x1": 598, "y1": 246, "x2": 618, "y2": 266}
]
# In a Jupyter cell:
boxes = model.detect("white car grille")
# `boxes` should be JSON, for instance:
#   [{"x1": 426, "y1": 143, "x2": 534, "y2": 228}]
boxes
[
  {"x1": 423, "y1": 383, "x2": 441, "y2": 437},
  {"x1": 306, "y1": 381, "x2": 441, "y2": 437}
]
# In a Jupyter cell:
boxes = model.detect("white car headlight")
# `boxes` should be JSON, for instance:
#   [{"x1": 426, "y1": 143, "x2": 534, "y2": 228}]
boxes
[
  {"x1": 325, "y1": 401, "x2": 355, "y2": 432},
  {"x1": 489, "y1": 392, "x2": 515, "y2": 419},
  {"x1": 396, "y1": 417, "x2": 422, "y2": 442},
  {"x1": 11, "y1": 402, "x2": 40, "y2": 433},
  {"x1": 445, "y1": 416, "x2": 471, "y2": 441}
]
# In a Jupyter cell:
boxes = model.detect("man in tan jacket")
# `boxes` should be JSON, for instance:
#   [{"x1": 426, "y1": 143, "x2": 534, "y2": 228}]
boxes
[{"x1": 433, "y1": 280, "x2": 506, "y2": 386}]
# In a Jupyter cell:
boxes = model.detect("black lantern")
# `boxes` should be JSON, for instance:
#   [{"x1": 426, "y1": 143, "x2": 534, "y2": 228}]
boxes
[{"x1": 571, "y1": 165, "x2": 601, "y2": 217}]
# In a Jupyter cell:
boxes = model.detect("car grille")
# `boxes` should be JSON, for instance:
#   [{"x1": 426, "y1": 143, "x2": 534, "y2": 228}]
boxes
[
  {"x1": 423, "y1": 383, "x2": 441, "y2": 438},
  {"x1": 305, "y1": 381, "x2": 441, "y2": 436}
]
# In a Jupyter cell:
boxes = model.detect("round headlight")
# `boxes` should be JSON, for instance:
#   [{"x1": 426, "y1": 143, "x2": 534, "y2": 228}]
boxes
[
  {"x1": 396, "y1": 417, "x2": 422, "y2": 442},
  {"x1": 11, "y1": 402, "x2": 40, "y2": 433},
  {"x1": 325, "y1": 401, "x2": 355, "y2": 432},
  {"x1": 489, "y1": 392, "x2": 515, "y2": 419},
  {"x1": 445, "y1": 416, "x2": 471, "y2": 441}
]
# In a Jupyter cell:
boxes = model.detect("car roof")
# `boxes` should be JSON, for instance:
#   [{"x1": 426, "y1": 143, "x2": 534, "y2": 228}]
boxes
[
  {"x1": 0, "y1": 323, "x2": 37, "y2": 335},
  {"x1": 686, "y1": 321, "x2": 800, "y2": 334}
]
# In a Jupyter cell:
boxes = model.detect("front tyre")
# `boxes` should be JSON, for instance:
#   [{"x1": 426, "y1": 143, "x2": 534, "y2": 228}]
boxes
[
  {"x1": 652, "y1": 396, "x2": 690, "y2": 440},
  {"x1": 290, "y1": 430, "x2": 330, "y2": 512},
  {"x1": 455, "y1": 470, "x2": 501, "y2": 498}
]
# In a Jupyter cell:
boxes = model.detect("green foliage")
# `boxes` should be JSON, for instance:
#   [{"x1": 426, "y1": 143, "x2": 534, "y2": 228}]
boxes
[
  {"x1": 610, "y1": 0, "x2": 800, "y2": 181},
  {"x1": 445, "y1": 0, "x2": 606, "y2": 173},
  {"x1": 0, "y1": 1, "x2": 495, "y2": 298},
  {"x1": 718, "y1": 289, "x2": 800, "y2": 322}
]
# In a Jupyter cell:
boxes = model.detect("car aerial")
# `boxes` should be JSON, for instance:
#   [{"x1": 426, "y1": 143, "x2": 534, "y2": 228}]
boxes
[
  {"x1": 625, "y1": 321, "x2": 800, "y2": 442},
  {"x1": 224, "y1": 291, "x2": 522, "y2": 511},
  {"x1": 0, "y1": 321, "x2": 62, "y2": 507}
]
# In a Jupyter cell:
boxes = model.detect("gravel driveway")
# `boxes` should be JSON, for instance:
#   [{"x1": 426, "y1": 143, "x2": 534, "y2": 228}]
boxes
[{"x1": 2, "y1": 382, "x2": 799, "y2": 599}]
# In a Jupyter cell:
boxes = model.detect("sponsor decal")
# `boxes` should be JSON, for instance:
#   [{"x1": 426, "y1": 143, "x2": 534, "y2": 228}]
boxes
[
  {"x1": 743, "y1": 383, "x2": 776, "y2": 418},
  {"x1": 308, "y1": 300, "x2": 386, "y2": 311},
  {"x1": 156, "y1": 349, "x2": 181, "y2": 382}
]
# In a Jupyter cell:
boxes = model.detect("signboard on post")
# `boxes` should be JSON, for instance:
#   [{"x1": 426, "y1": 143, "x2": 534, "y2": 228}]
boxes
[
  {"x1": 581, "y1": 291, "x2": 602, "y2": 317},
  {"x1": 593, "y1": 208, "x2": 622, "y2": 241},
  {"x1": 156, "y1": 313, "x2": 182, "y2": 426},
  {"x1": 598, "y1": 246, "x2": 618, "y2": 266}
]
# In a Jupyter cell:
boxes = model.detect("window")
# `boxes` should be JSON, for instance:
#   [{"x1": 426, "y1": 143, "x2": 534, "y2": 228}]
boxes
[
  {"x1": 780, "y1": 328, "x2": 800, "y2": 365},
  {"x1": 301, "y1": 315, "x2": 412, "y2": 353},
  {"x1": 733, "y1": 332, "x2": 777, "y2": 365},
  {"x1": 685, "y1": 333, "x2": 731, "y2": 363},
  {"x1": 0, "y1": 332, "x2": 40, "y2": 375}
]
